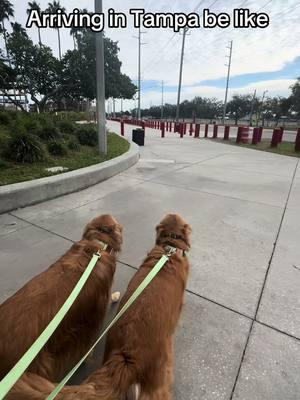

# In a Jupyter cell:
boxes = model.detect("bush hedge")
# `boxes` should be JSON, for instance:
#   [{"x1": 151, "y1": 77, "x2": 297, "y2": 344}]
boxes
[
  {"x1": 77, "y1": 125, "x2": 98, "y2": 146},
  {"x1": 48, "y1": 140, "x2": 69, "y2": 156},
  {"x1": 5, "y1": 132, "x2": 46, "y2": 163}
]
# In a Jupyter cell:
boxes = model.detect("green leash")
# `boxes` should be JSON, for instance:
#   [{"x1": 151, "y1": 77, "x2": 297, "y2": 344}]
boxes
[
  {"x1": 0, "y1": 251, "x2": 103, "y2": 400},
  {"x1": 46, "y1": 252, "x2": 171, "y2": 399},
  {"x1": 0, "y1": 248, "x2": 174, "y2": 400}
]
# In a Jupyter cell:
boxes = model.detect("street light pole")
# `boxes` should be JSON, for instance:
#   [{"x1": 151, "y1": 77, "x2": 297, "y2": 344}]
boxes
[
  {"x1": 95, "y1": 0, "x2": 107, "y2": 154},
  {"x1": 161, "y1": 80, "x2": 164, "y2": 120},
  {"x1": 176, "y1": 27, "x2": 187, "y2": 123}
]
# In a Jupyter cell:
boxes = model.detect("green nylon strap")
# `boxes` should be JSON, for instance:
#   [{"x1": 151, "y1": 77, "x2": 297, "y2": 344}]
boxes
[
  {"x1": 46, "y1": 254, "x2": 170, "y2": 400},
  {"x1": 0, "y1": 252, "x2": 102, "y2": 400}
]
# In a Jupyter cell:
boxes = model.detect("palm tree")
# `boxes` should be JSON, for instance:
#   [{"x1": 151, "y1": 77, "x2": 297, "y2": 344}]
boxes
[
  {"x1": 26, "y1": 1, "x2": 42, "y2": 46},
  {"x1": 11, "y1": 22, "x2": 28, "y2": 37},
  {"x1": 70, "y1": 8, "x2": 89, "y2": 50},
  {"x1": 0, "y1": 0, "x2": 14, "y2": 59},
  {"x1": 46, "y1": 1, "x2": 66, "y2": 60}
]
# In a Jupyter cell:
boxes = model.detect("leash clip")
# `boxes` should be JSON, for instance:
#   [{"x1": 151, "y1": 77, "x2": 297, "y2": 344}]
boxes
[{"x1": 166, "y1": 246, "x2": 177, "y2": 257}]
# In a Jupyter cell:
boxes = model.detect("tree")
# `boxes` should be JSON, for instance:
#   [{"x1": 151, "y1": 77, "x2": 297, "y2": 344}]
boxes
[
  {"x1": 263, "y1": 96, "x2": 293, "y2": 125},
  {"x1": 46, "y1": 1, "x2": 66, "y2": 60},
  {"x1": 6, "y1": 28, "x2": 62, "y2": 111},
  {"x1": 26, "y1": 1, "x2": 42, "y2": 46},
  {"x1": 69, "y1": 8, "x2": 89, "y2": 50},
  {"x1": 11, "y1": 22, "x2": 28, "y2": 37},
  {"x1": 61, "y1": 30, "x2": 136, "y2": 102},
  {"x1": 290, "y1": 77, "x2": 300, "y2": 117},
  {"x1": 226, "y1": 94, "x2": 252, "y2": 124},
  {"x1": 0, "y1": 0, "x2": 14, "y2": 58}
]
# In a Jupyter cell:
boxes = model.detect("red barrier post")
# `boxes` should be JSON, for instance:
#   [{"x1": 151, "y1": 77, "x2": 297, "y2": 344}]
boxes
[
  {"x1": 295, "y1": 128, "x2": 300, "y2": 152},
  {"x1": 161, "y1": 122, "x2": 165, "y2": 138},
  {"x1": 180, "y1": 123, "x2": 184, "y2": 138},
  {"x1": 271, "y1": 128, "x2": 281, "y2": 148},
  {"x1": 194, "y1": 123, "x2": 200, "y2": 138},
  {"x1": 236, "y1": 127, "x2": 249, "y2": 143},
  {"x1": 252, "y1": 127, "x2": 260, "y2": 145},
  {"x1": 213, "y1": 124, "x2": 218, "y2": 139},
  {"x1": 279, "y1": 127, "x2": 284, "y2": 143},
  {"x1": 184, "y1": 123, "x2": 187, "y2": 135},
  {"x1": 224, "y1": 126, "x2": 230, "y2": 140},
  {"x1": 120, "y1": 120, "x2": 124, "y2": 136},
  {"x1": 189, "y1": 123, "x2": 193, "y2": 136},
  {"x1": 204, "y1": 124, "x2": 209, "y2": 138},
  {"x1": 258, "y1": 127, "x2": 263, "y2": 142},
  {"x1": 236, "y1": 126, "x2": 243, "y2": 143}
]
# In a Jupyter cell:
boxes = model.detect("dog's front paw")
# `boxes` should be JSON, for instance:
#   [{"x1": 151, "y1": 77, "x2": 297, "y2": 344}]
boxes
[{"x1": 111, "y1": 291, "x2": 121, "y2": 302}]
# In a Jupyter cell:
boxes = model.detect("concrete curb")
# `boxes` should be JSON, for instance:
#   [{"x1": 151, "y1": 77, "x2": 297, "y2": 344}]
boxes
[{"x1": 0, "y1": 140, "x2": 139, "y2": 214}]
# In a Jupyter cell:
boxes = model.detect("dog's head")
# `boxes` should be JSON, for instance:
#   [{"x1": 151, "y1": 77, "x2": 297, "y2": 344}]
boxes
[
  {"x1": 82, "y1": 214, "x2": 123, "y2": 252},
  {"x1": 155, "y1": 214, "x2": 191, "y2": 251}
]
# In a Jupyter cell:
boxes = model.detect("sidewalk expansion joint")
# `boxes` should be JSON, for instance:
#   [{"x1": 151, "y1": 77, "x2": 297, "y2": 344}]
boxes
[{"x1": 229, "y1": 158, "x2": 299, "y2": 400}]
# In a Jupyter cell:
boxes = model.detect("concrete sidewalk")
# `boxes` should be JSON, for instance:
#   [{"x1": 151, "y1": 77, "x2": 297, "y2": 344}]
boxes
[{"x1": 1, "y1": 121, "x2": 299, "y2": 399}]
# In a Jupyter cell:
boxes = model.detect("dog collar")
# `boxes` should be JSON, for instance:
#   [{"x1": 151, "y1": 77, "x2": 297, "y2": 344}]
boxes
[{"x1": 95, "y1": 240, "x2": 116, "y2": 256}]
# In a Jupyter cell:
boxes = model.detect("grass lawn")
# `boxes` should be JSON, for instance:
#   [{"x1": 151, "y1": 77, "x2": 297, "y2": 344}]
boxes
[
  {"x1": 0, "y1": 132, "x2": 129, "y2": 186},
  {"x1": 210, "y1": 138, "x2": 300, "y2": 158}
]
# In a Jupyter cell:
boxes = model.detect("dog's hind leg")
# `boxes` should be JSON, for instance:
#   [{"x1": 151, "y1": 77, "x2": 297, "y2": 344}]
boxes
[{"x1": 139, "y1": 337, "x2": 174, "y2": 400}]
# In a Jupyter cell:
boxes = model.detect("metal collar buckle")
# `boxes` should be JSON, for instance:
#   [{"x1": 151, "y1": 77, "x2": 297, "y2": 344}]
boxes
[{"x1": 165, "y1": 246, "x2": 177, "y2": 257}]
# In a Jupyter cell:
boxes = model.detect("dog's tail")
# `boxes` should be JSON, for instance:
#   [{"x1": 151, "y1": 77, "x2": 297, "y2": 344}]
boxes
[
  {"x1": 6, "y1": 353, "x2": 138, "y2": 400},
  {"x1": 6, "y1": 372, "x2": 97, "y2": 400},
  {"x1": 5, "y1": 372, "x2": 56, "y2": 400},
  {"x1": 85, "y1": 352, "x2": 139, "y2": 400}
]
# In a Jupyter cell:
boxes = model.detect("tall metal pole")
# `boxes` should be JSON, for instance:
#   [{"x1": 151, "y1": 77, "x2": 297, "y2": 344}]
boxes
[
  {"x1": 176, "y1": 28, "x2": 187, "y2": 123},
  {"x1": 161, "y1": 80, "x2": 164, "y2": 120},
  {"x1": 249, "y1": 89, "x2": 257, "y2": 127},
  {"x1": 258, "y1": 90, "x2": 268, "y2": 126},
  {"x1": 138, "y1": 26, "x2": 141, "y2": 120},
  {"x1": 223, "y1": 40, "x2": 233, "y2": 125},
  {"x1": 95, "y1": 0, "x2": 107, "y2": 154}
]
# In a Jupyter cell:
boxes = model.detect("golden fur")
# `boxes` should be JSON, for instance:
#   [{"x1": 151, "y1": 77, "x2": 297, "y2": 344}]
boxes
[
  {"x1": 6, "y1": 214, "x2": 191, "y2": 400},
  {"x1": 0, "y1": 214, "x2": 122, "y2": 383}
]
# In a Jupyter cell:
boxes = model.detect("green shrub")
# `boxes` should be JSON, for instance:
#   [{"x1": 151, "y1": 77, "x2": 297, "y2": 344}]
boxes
[
  {"x1": 22, "y1": 118, "x2": 42, "y2": 136},
  {"x1": 0, "y1": 158, "x2": 9, "y2": 169},
  {"x1": 67, "y1": 136, "x2": 80, "y2": 151},
  {"x1": 77, "y1": 125, "x2": 97, "y2": 146},
  {"x1": 57, "y1": 119, "x2": 76, "y2": 134},
  {"x1": 5, "y1": 132, "x2": 46, "y2": 163},
  {"x1": 48, "y1": 140, "x2": 68, "y2": 156},
  {"x1": 39, "y1": 125, "x2": 60, "y2": 141},
  {"x1": 0, "y1": 111, "x2": 11, "y2": 125}
]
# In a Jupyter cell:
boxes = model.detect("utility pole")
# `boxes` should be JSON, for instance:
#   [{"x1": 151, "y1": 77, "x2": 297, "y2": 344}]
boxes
[
  {"x1": 223, "y1": 40, "x2": 233, "y2": 125},
  {"x1": 176, "y1": 27, "x2": 188, "y2": 123},
  {"x1": 161, "y1": 80, "x2": 164, "y2": 120},
  {"x1": 249, "y1": 89, "x2": 257, "y2": 127},
  {"x1": 121, "y1": 98, "x2": 123, "y2": 114},
  {"x1": 95, "y1": 0, "x2": 107, "y2": 154},
  {"x1": 134, "y1": 27, "x2": 146, "y2": 120},
  {"x1": 258, "y1": 90, "x2": 268, "y2": 126}
]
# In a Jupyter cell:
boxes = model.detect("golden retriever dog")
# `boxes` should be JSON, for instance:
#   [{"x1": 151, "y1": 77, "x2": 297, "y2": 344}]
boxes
[
  {"x1": 6, "y1": 214, "x2": 191, "y2": 400},
  {"x1": 0, "y1": 214, "x2": 122, "y2": 384}
]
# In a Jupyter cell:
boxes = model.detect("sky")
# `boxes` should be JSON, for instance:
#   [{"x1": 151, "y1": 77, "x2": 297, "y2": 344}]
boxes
[{"x1": 2, "y1": 0, "x2": 300, "y2": 111}]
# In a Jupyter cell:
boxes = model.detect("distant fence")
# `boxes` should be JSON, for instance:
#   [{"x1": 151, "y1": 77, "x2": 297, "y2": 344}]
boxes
[{"x1": 107, "y1": 117, "x2": 300, "y2": 153}]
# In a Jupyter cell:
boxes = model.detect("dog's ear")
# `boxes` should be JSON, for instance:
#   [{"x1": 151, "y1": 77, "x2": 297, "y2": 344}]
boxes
[
  {"x1": 182, "y1": 223, "x2": 192, "y2": 247},
  {"x1": 155, "y1": 223, "x2": 164, "y2": 242}
]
